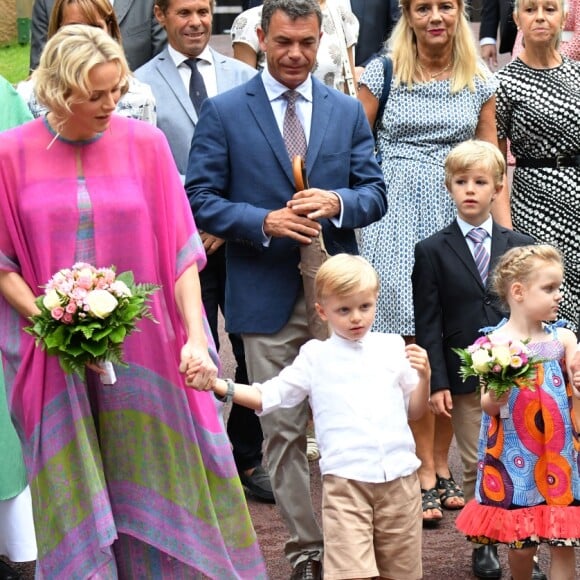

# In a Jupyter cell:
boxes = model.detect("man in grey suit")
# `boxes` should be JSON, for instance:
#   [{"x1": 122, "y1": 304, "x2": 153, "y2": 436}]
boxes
[
  {"x1": 136, "y1": 0, "x2": 274, "y2": 504},
  {"x1": 30, "y1": 0, "x2": 166, "y2": 71}
]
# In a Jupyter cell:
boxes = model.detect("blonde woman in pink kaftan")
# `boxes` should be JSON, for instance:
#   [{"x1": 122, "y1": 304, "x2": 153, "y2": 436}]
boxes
[{"x1": 0, "y1": 26, "x2": 265, "y2": 579}]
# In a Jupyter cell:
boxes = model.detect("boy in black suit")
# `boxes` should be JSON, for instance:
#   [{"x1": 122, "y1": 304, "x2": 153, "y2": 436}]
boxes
[{"x1": 412, "y1": 140, "x2": 544, "y2": 580}]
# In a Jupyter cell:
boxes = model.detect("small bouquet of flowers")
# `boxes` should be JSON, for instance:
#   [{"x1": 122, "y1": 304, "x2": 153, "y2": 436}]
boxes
[
  {"x1": 453, "y1": 335, "x2": 541, "y2": 399},
  {"x1": 26, "y1": 263, "x2": 160, "y2": 382}
]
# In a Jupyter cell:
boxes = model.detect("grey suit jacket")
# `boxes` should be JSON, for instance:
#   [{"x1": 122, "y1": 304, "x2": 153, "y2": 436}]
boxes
[
  {"x1": 30, "y1": 0, "x2": 166, "y2": 71},
  {"x1": 135, "y1": 47, "x2": 257, "y2": 177}
]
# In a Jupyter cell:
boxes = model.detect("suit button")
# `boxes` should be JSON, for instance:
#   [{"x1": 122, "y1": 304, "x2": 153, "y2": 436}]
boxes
[{"x1": 484, "y1": 298, "x2": 491, "y2": 305}]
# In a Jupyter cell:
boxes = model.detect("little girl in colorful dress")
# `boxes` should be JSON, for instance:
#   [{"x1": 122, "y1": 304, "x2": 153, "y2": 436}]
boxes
[{"x1": 456, "y1": 244, "x2": 580, "y2": 580}]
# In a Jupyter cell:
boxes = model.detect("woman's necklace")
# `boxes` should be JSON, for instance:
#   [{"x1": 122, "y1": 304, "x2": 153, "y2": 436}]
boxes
[{"x1": 416, "y1": 60, "x2": 452, "y2": 80}]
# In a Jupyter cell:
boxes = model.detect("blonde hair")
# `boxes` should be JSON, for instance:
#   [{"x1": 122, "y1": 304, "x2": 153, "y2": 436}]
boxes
[
  {"x1": 315, "y1": 254, "x2": 380, "y2": 302},
  {"x1": 35, "y1": 25, "x2": 129, "y2": 124},
  {"x1": 492, "y1": 245, "x2": 563, "y2": 306},
  {"x1": 390, "y1": 0, "x2": 488, "y2": 93},
  {"x1": 47, "y1": 0, "x2": 122, "y2": 42},
  {"x1": 444, "y1": 140, "x2": 506, "y2": 189},
  {"x1": 513, "y1": 0, "x2": 567, "y2": 49}
]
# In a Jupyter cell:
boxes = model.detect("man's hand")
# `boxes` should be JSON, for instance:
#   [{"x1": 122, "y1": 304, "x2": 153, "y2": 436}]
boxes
[
  {"x1": 199, "y1": 231, "x2": 225, "y2": 256},
  {"x1": 263, "y1": 207, "x2": 321, "y2": 244},
  {"x1": 481, "y1": 44, "x2": 498, "y2": 70},
  {"x1": 429, "y1": 389, "x2": 453, "y2": 418},
  {"x1": 287, "y1": 188, "x2": 341, "y2": 221}
]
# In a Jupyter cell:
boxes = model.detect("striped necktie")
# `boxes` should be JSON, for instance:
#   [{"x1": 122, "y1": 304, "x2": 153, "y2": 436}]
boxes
[{"x1": 466, "y1": 227, "x2": 490, "y2": 285}]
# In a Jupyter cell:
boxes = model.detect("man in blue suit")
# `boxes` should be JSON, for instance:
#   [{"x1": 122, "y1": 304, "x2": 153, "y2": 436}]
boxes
[
  {"x1": 136, "y1": 0, "x2": 275, "y2": 504},
  {"x1": 186, "y1": 1, "x2": 386, "y2": 577}
]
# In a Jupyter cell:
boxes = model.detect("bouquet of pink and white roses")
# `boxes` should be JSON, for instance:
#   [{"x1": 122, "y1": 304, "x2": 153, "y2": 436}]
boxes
[
  {"x1": 26, "y1": 263, "x2": 160, "y2": 380},
  {"x1": 453, "y1": 335, "x2": 542, "y2": 398}
]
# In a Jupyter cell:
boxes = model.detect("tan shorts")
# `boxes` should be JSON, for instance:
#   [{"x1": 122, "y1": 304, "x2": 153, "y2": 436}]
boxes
[{"x1": 322, "y1": 473, "x2": 422, "y2": 580}]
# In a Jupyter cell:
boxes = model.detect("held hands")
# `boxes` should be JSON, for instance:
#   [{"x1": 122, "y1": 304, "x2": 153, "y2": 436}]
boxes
[
  {"x1": 179, "y1": 341, "x2": 217, "y2": 390},
  {"x1": 263, "y1": 188, "x2": 340, "y2": 244}
]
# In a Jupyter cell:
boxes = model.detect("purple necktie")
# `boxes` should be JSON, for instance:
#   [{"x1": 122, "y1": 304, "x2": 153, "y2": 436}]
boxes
[
  {"x1": 282, "y1": 90, "x2": 307, "y2": 160},
  {"x1": 467, "y1": 227, "x2": 490, "y2": 285}
]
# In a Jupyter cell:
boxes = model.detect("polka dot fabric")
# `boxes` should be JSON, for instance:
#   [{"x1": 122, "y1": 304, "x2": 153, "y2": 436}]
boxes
[
  {"x1": 496, "y1": 57, "x2": 580, "y2": 330},
  {"x1": 359, "y1": 59, "x2": 496, "y2": 334}
]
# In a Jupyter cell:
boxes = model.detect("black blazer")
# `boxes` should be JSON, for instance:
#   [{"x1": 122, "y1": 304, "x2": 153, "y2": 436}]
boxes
[
  {"x1": 412, "y1": 221, "x2": 533, "y2": 395},
  {"x1": 479, "y1": 0, "x2": 518, "y2": 54}
]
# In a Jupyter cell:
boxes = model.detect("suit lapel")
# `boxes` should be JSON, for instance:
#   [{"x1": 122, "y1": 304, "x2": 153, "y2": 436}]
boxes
[
  {"x1": 444, "y1": 221, "x2": 485, "y2": 288},
  {"x1": 246, "y1": 76, "x2": 295, "y2": 186},
  {"x1": 306, "y1": 79, "x2": 331, "y2": 180},
  {"x1": 490, "y1": 222, "x2": 510, "y2": 272},
  {"x1": 155, "y1": 49, "x2": 197, "y2": 124},
  {"x1": 212, "y1": 48, "x2": 233, "y2": 94},
  {"x1": 113, "y1": 0, "x2": 132, "y2": 24}
]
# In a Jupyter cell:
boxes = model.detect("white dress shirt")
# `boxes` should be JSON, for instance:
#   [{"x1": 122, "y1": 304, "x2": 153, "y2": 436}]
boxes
[{"x1": 257, "y1": 332, "x2": 421, "y2": 483}]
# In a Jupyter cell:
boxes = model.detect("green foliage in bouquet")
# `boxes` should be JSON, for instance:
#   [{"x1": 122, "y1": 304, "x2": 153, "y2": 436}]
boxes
[{"x1": 25, "y1": 264, "x2": 160, "y2": 378}]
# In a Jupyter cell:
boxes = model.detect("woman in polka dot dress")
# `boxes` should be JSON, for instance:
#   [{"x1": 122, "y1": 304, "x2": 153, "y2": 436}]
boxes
[
  {"x1": 496, "y1": 0, "x2": 580, "y2": 331},
  {"x1": 357, "y1": 0, "x2": 509, "y2": 525}
]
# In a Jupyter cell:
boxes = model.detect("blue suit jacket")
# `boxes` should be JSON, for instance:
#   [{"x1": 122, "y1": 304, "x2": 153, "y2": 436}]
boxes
[
  {"x1": 30, "y1": 0, "x2": 166, "y2": 71},
  {"x1": 135, "y1": 47, "x2": 257, "y2": 176},
  {"x1": 412, "y1": 220, "x2": 534, "y2": 396},
  {"x1": 186, "y1": 75, "x2": 387, "y2": 335}
]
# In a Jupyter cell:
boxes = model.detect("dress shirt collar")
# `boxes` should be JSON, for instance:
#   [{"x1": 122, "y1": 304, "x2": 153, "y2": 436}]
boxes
[
  {"x1": 260, "y1": 67, "x2": 313, "y2": 104},
  {"x1": 456, "y1": 215, "x2": 493, "y2": 239},
  {"x1": 167, "y1": 44, "x2": 214, "y2": 68}
]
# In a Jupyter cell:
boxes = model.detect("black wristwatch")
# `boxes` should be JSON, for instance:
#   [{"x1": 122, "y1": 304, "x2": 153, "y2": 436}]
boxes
[{"x1": 214, "y1": 378, "x2": 235, "y2": 403}]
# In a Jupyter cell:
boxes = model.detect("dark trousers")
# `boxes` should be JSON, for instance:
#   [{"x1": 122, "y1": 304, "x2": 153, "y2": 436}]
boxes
[{"x1": 199, "y1": 245, "x2": 264, "y2": 472}]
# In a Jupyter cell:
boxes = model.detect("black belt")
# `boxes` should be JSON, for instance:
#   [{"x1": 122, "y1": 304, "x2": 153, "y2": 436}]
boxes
[{"x1": 516, "y1": 154, "x2": 580, "y2": 169}]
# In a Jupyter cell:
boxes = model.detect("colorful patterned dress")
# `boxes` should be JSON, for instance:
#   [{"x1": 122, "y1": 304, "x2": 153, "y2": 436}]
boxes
[
  {"x1": 0, "y1": 116, "x2": 266, "y2": 578},
  {"x1": 456, "y1": 324, "x2": 580, "y2": 546}
]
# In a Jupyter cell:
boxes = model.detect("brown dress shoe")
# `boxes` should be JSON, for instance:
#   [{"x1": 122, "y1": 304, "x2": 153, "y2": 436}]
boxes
[{"x1": 290, "y1": 557, "x2": 322, "y2": 580}]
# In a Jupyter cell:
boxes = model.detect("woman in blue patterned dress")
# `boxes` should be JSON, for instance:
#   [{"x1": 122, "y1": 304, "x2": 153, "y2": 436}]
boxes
[{"x1": 357, "y1": 0, "x2": 510, "y2": 526}]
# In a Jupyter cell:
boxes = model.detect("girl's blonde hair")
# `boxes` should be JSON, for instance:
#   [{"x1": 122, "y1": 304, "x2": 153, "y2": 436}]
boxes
[
  {"x1": 315, "y1": 254, "x2": 380, "y2": 303},
  {"x1": 390, "y1": 0, "x2": 488, "y2": 93},
  {"x1": 47, "y1": 0, "x2": 122, "y2": 42},
  {"x1": 444, "y1": 140, "x2": 506, "y2": 189},
  {"x1": 492, "y1": 245, "x2": 563, "y2": 306},
  {"x1": 35, "y1": 25, "x2": 129, "y2": 124}
]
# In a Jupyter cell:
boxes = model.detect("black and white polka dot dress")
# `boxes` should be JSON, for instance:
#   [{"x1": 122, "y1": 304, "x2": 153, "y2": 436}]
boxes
[
  {"x1": 359, "y1": 59, "x2": 496, "y2": 335},
  {"x1": 496, "y1": 57, "x2": 580, "y2": 329}
]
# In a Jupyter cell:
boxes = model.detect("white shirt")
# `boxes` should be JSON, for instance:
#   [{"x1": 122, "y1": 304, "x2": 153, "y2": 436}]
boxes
[
  {"x1": 167, "y1": 44, "x2": 218, "y2": 99},
  {"x1": 257, "y1": 332, "x2": 421, "y2": 483},
  {"x1": 457, "y1": 215, "x2": 493, "y2": 258}
]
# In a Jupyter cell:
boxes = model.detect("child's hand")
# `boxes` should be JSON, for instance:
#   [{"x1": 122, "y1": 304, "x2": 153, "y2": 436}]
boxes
[
  {"x1": 488, "y1": 389, "x2": 511, "y2": 407},
  {"x1": 406, "y1": 344, "x2": 431, "y2": 379},
  {"x1": 572, "y1": 370, "x2": 580, "y2": 397}
]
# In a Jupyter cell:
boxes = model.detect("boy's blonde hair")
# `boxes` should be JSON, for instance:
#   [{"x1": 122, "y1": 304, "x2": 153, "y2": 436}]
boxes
[
  {"x1": 315, "y1": 254, "x2": 379, "y2": 303},
  {"x1": 444, "y1": 140, "x2": 506, "y2": 190},
  {"x1": 35, "y1": 25, "x2": 129, "y2": 126},
  {"x1": 491, "y1": 244, "x2": 563, "y2": 306}
]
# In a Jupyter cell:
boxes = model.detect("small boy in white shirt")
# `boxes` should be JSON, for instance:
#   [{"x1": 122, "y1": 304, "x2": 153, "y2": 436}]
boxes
[{"x1": 185, "y1": 254, "x2": 430, "y2": 580}]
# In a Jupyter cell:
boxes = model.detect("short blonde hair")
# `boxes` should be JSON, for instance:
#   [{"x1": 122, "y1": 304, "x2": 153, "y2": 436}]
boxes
[
  {"x1": 444, "y1": 140, "x2": 506, "y2": 190},
  {"x1": 35, "y1": 25, "x2": 129, "y2": 123},
  {"x1": 492, "y1": 245, "x2": 563, "y2": 306},
  {"x1": 390, "y1": 0, "x2": 488, "y2": 93},
  {"x1": 315, "y1": 254, "x2": 379, "y2": 302},
  {"x1": 47, "y1": 0, "x2": 122, "y2": 43}
]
